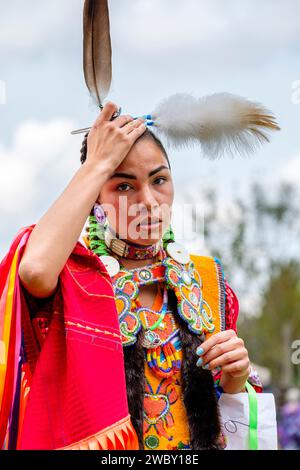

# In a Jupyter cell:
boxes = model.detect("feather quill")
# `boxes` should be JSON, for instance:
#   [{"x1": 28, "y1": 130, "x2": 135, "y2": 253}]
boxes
[
  {"x1": 83, "y1": 0, "x2": 112, "y2": 108},
  {"x1": 151, "y1": 93, "x2": 280, "y2": 158}
]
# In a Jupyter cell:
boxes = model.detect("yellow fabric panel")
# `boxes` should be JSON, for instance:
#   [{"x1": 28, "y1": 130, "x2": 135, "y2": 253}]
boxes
[{"x1": 190, "y1": 255, "x2": 224, "y2": 339}]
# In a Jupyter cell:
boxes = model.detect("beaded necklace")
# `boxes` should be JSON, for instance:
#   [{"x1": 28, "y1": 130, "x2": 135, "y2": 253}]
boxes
[{"x1": 104, "y1": 225, "x2": 163, "y2": 260}]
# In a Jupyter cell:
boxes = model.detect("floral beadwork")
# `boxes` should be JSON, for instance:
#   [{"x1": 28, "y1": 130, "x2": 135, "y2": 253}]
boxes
[
  {"x1": 144, "y1": 376, "x2": 179, "y2": 440},
  {"x1": 113, "y1": 270, "x2": 141, "y2": 345},
  {"x1": 111, "y1": 253, "x2": 216, "y2": 346},
  {"x1": 163, "y1": 257, "x2": 215, "y2": 335}
]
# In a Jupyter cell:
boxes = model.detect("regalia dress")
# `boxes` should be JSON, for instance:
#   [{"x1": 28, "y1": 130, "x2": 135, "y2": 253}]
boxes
[{"x1": 0, "y1": 225, "x2": 262, "y2": 450}]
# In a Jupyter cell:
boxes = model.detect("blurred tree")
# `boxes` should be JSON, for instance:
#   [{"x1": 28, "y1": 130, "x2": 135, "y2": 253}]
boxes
[
  {"x1": 192, "y1": 181, "x2": 300, "y2": 388},
  {"x1": 239, "y1": 261, "x2": 300, "y2": 388}
]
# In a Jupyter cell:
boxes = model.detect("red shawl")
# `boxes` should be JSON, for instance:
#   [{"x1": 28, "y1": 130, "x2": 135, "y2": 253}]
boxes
[{"x1": 0, "y1": 226, "x2": 138, "y2": 450}]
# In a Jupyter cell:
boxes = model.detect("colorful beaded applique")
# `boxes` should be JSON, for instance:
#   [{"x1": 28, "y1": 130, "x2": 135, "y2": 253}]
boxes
[
  {"x1": 140, "y1": 309, "x2": 179, "y2": 348},
  {"x1": 162, "y1": 257, "x2": 215, "y2": 335},
  {"x1": 146, "y1": 340, "x2": 181, "y2": 378},
  {"x1": 112, "y1": 263, "x2": 165, "y2": 346},
  {"x1": 111, "y1": 252, "x2": 215, "y2": 346},
  {"x1": 139, "y1": 287, "x2": 173, "y2": 349},
  {"x1": 143, "y1": 376, "x2": 179, "y2": 440}
]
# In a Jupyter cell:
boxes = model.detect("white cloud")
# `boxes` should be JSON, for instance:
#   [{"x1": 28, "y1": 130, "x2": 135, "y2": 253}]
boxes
[
  {"x1": 0, "y1": 0, "x2": 82, "y2": 57},
  {"x1": 1, "y1": 0, "x2": 300, "y2": 68},
  {"x1": 111, "y1": 0, "x2": 300, "y2": 73},
  {"x1": 0, "y1": 118, "x2": 81, "y2": 258}
]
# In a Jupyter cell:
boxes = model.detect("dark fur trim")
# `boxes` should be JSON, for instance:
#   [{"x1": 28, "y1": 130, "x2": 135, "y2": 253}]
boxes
[
  {"x1": 179, "y1": 320, "x2": 222, "y2": 449},
  {"x1": 123, "y1": 330, "x2": 145, "y2": 450}
]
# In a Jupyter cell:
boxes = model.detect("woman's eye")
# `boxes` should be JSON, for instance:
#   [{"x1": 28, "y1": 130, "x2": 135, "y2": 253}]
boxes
[
  {"x1": 153, "y1": 177, "x2": 167, "y2": 185},
  {"x1": 117, "y1": 183, "x2": 132, "y2": 192}
]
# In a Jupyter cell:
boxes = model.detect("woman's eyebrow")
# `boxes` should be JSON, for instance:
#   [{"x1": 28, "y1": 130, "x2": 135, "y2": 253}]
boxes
[
  {"x1": 111, "y1": 165, "x2": 169, "y2": 180},
  {"x1": 111, "y1": 172, "x2": 137, "y2": 180},
  {"x1": 148, "y1": 165, "x2": 169, "y2": 177}
]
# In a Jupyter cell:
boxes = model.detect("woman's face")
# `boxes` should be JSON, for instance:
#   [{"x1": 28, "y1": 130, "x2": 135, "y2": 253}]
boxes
[{"x1": 99, "y1": 138, "x2": 174, "y2": 245}]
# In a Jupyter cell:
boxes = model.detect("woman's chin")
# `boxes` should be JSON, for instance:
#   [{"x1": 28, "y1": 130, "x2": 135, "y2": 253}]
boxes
[{"x1": 127, "y1": 228, "x2": 163, "y2": 246}]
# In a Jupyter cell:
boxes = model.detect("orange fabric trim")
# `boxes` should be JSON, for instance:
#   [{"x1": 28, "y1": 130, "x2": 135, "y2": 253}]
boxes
[
  {"x1": 151, "y1": 287, "x2": 163, "y2": 311},
  {"x1": 189, "y1": 255, "x2": 223, "y2": 339},
  {"x1": 59, "y1": 415, "x2": 139, "y2": 450}
]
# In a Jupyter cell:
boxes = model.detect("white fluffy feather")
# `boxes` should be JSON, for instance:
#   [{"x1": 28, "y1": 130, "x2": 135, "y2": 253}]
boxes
[{"x1": 151, "y1": 93, "x2": 280, "y2": 159}]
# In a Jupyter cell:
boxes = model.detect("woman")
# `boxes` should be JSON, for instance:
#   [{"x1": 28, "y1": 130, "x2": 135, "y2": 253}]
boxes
[{"x1": 0, "y1": 102, "x2": 261, "y2": 450}]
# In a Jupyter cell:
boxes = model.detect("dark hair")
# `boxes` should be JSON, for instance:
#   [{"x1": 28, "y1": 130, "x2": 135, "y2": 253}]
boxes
[{"x1": 80, "y1": 127, "x2": 171, "y2": 169}]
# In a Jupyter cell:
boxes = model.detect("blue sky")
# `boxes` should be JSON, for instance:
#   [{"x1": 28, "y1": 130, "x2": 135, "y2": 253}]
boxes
[{"x1": 0, "y1": 0, "x2": 300, "y2": 260}]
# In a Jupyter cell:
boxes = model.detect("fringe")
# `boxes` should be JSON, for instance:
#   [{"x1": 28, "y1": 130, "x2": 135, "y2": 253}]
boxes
[{"x1": 59, "y1": 415, "x2": 138, "y2": 450}]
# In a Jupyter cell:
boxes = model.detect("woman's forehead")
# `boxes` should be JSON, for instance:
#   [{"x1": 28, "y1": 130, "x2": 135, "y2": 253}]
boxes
[{"x1": 116, "y1": 140, "x2": 168, "y2": 173}]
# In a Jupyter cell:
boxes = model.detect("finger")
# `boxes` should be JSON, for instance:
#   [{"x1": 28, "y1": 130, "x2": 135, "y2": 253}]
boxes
[
  {"x1": 124, "y1": 118, "x2": 145, "y2": 134},
  {"x1": 198, "y1": 347, "x2": 248, "y2": 370},
  {"x1": 199, "y1": 337, "x2": 243, "y2": 365},
  {"x1": 113, "y1": 114, "x2": 134, "y2": 128},
  {"x1": 94, "y1": 101, "x2": 119, "y2": 126},
  {"x1": 222, "y1": 359, "x2": 251, "y2": 378},
  {"x1": 127, "y1": 121, "x2": 147, "y2": 141},
  {"x1": 196, "y1": 329, "x2": 236, "y2": 356}
]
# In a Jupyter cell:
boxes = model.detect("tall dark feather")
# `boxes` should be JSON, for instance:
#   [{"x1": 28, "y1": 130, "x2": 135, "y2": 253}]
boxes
[{"x1": 83, "y1": 0, "x2": 112, "y2": 108}]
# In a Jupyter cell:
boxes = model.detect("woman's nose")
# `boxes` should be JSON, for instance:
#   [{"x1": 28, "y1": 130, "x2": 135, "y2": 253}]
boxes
[{"x1": 138, "y1": 186, "x2": 158, "y2": 210}]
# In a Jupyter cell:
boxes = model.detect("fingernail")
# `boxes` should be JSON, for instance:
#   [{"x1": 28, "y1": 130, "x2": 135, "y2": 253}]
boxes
[
  {"x1": 202, "y1": 363, "x2": 210, "y2": 370},
  {"x1": 196, "y1": 358, "x2": 203, "y2": 367},
  {"x1": 196, "y1": 347, "x2": 204, "y2": 356}
]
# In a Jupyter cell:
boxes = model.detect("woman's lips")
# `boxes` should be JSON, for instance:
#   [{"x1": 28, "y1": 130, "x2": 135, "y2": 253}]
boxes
[{"x1": 138, "y1": 219, "x2": 162, "y2": 229}]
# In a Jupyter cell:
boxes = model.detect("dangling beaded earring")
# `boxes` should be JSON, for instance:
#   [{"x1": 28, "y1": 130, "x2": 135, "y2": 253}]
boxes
[
  {"x1": 94, "y1": 203, "x2": 106, "y2": 226},
  {"x1": 89, "y1": 204, "x2": 120, "y2": 276},
  {"x1": 88, "y1": 204, "x2": 109, "y2": 256}
]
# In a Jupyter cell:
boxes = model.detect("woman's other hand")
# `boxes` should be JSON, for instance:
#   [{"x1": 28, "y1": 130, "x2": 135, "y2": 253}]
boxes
[{"x1": 196, "y1": 329, "x2": 250, "y2": 393}]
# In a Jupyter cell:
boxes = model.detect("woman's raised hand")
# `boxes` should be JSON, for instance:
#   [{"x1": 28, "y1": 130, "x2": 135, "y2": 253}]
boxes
[
  {"x1": 85, "y1": 102, "x2": 146, "y2": 175},
  {"x1": 18, "y1": 102, "x2": 146, "y2": 299}
]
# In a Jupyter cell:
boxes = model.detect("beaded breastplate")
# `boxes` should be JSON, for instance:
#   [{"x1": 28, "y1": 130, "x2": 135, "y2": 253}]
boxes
[{"x1": 111, "y1": 252, "x2": 215, "y2": 348}]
